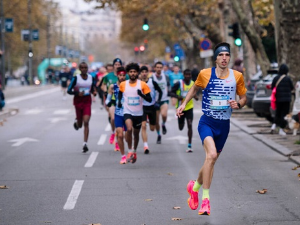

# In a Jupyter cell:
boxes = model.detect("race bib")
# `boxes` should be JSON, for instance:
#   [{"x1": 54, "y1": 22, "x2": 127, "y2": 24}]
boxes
[
  {"x1": 181, "y1": 91, "x2": 188, "y2": 98},
  {"x1": 79, "y1": 87, "x2": 90, "y2": 96},
  {"x1": 128, "y1": 96, "x2": 140, "y2": 106},
  {"x1": 210, "y1": 96, "x2": 229, "y2": 109},
  {"x1": 61, "y1": 77, "x2": 67, "y2": 82}
]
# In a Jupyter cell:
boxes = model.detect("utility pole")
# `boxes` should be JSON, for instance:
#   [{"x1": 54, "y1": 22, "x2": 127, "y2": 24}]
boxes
[
  {"x1": 0, "y1": 0, "x2": 5, "y2": 89},
  {"x1": 28, "y1": 0, "x2": 33, "y2": 85},
  {"x1": 46, "y1": 0, "x2": 52, "y2": 68}
]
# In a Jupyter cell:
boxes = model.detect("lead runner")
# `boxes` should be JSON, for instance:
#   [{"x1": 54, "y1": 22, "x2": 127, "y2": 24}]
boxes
[{"x1": 176, "y1": 42, "x2": 247, "y2": 216}]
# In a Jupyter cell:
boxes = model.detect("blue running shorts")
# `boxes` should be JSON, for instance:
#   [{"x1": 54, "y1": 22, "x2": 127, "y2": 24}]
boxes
[
  {"x1": 115, "y1": 114, "x2": 127, "y2": 131},
  {"x1": 198, "y1": 114, "x2": 230, "y2": 153}
]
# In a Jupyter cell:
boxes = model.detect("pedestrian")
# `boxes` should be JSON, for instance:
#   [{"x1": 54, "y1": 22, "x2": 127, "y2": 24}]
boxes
[
  {"x1": 106, "y1": 66, "x2": 128, "y2": 163},
  {"x1": 170, "y1": 69, "x2": 198, "y2": 152},
  {"x1": 118, "y1": 63, "x2": 152, "y2": 163},
  {"x1": 0, "y1": 83, "x2": 5, "y2": 111},
  {"x1": 101, "y1": 58, "x2": 124, "y2": 149},
  {"x1": 271, "y1": 64, "x2": 294, "y2": 136},
  {"x1": 176, "y1": 42, "x2": 247, "y2": 215},
  {"x1": 152, "y1": 61, "x2": 170, "y2": 144},
  {"x1": 140, "y1": 65, "x2": 162, "y2": 154},
  {"x1": 67, "y1": 62, "x2": 97, "y2": 153}
]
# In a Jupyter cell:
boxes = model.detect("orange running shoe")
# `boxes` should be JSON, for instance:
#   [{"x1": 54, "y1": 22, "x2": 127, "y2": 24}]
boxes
[
  {"x1": 128, "y1": 152, "x2": 137, "y2": 163},
  {"x1": 115, "y1": 142, "x2": 120, "y2": 151},
  {"x1": 127, "y1": 152, "x2": 133, "y2": 160},
  {"x1": 109, "y1": 133, "x2": 115, "y2": 144},
  {"x1": 187, "y1": 180, "x2": 199, "y2": 210},
  {"x1": 198, "y1": 198, "x2": 210, "y2": 216}
]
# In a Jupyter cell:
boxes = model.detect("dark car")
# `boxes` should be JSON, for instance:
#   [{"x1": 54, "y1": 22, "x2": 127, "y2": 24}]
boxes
[
  {"x1": 252, "y1": 69, "x2": 278, "y2": 122},
  {"x1": 246, "y1": 71, "x2": 262, "y2": 108}
]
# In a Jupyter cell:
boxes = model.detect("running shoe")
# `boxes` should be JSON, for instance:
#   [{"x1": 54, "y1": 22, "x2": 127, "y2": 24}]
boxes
[
  {"x1": 73, "y1": 120, "x2": 79, "y2": 130},
  {"x1": 120, "y1": 155, "x2": 127, "y2": 164},
  {"x1": 82, "y1": 144, "x2": 89, "y2": 153},
  {"x1": 109, "y1": 133, "x2": 115, "y2": 144},
  {"x1": 186, "y1": 147, "x2": 193, "y2": 153},
  {"x1": 187, "y1": 180, "x2": 199, "y2": 210},
  {"x1": 128, "y1": 152, "x2": 137, "y2": 163},
  {"x1": 127, "y1": 152, "x2": 133, "y2": 160},
  {"x1": 198, "y1": 198, "x2": 210, "y2": 216},
  {"x1": 115, "y1": 142, "x2": 120, "y2": 151},
  {"x1": 156, "y1": 135, "x2": 161, "y2": 144},
  {"x1": 144, "y1": 146, "x2": 149, "y2": 154},
  {"x1": 162, "y1": 124, "x2": 167, "y2": 134}
]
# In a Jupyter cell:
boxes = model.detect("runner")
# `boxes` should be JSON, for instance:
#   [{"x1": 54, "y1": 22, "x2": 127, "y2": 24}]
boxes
[
  {"x1": 152, "y1": 61, "x2": 170, "y2": 144},
  {"x1": 106, "y1": 66, "x2": 128, "y2": 163},
  {"x1": 140, "y1": 66, "x2": 162, "y2": 154},
  {"x1": 176, "y1": 42, "x2": 247, "y2": 215},
  {"x1": 118, "y1": 63, "x2": 152, "y2": 163},
  {"x1": 67, "y1": 62, "x2": 97, "y2": 153},
  {"x1": 101, "y1": 58, "x2": 123, "y2": 150},
  {"x1": 59, "y1": 66, "x2": 72, "y2": 100},
  {"x1": 170, "y1": 69, "x2": 198, "y2": 153},
  {"x1": 169, "y1": 65, "x2": 184, "y2": 106}
]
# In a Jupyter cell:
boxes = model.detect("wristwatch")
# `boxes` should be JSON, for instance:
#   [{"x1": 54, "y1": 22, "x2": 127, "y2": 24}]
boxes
[{"x1": 237, "y1": 102, "x2": 241, "y2": 109}]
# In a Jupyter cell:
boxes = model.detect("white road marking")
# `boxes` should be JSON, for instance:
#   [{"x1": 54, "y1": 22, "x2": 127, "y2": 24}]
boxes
[
  {"x1": 97, "y1": 134, "x2": 107, "y2": 145},
  {"x1": 24, "y1": 109, "x2": 42, "y2": 115},
  {"x1": 48, "y1": 117, "x2": 67, "y2": 123},
  {"x1": 84, "y1": 152, "x2": 99, "y2": 168},
  {"x1": 165, "y1": 135, "x2": 196, "y2": 145},
  {"x1": 105, "y1": 123, "x2": 111, "y2": 131},
  {"x1": 63, "y1": 180, "x2": 84, "y2": 210},
  {"x1": 8, "y1": 137, "x2": 39, "y2": 147},
  {"x1": 53, "y1": 109, "x2": 70, "y2": 115}
]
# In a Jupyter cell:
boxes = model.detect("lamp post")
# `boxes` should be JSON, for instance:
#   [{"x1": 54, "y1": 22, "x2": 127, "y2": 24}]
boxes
[
  {"x1": 0, "y1": 0, "x2": 5, "y2": 89},
  {"x1": 28, "y1": 0, "x2": 33, "y2": 85}
]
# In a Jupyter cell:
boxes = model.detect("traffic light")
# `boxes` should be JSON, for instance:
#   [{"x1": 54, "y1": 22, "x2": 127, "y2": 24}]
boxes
[
  {"x1": 28, "y1": 49, "x2": 33, "y2": 58},
  {"x1": 139, "y1": 45, "x2": 145, "y2": 52},
  {"x1": 142, "y1": 18, "x2": 149, "y2": 31},
  {"x1": 228, "y1": 23, "x2": 242, "y2": 47},
  {"x1": 174, "y1": 56, "x2": 180, "y2": 62},
  {"x1": 144, "y1": 39, "x2": 148, "y2": 49},
  {"x1": 134, "y1": 46, "x2": 139, "y2": 55}
]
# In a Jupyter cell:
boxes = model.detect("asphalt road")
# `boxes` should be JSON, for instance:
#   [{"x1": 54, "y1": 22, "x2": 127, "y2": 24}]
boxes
[{"x1": 0, "y1": 87, "x2": 300, "y2": 225}]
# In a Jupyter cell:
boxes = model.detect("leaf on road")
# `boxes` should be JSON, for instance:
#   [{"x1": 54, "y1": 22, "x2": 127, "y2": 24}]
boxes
[
  {"x1": 145, "y1": 199, "x2": 153, "y2": 201},
  {"x1": 298, "y1": 173, "x2": 300, "y2": 177},
  {"x1": 292, "y1": 165, "x2": 300, "y2": 170},
  {"x1": 167, "y1": 173, "x2": 174, "y2": 176},
  {"x1": 173, "y1": 206, "x2": 181, "y2": 209},
  {"x1": 256, "y1": 189, "x2": 267, "y2": 194},
  {"x1": 0, "y1": 185, "x2": 8, "y2": 189},
  {"x1": 171, "y1": 218, "x2": 182, "y2": 221},
  {"x1": 89, "y1": 224, "x2": 101, "y2": 225},
  {"x1": 44, "y1": 222, "x2": 52, "y2": 224}
]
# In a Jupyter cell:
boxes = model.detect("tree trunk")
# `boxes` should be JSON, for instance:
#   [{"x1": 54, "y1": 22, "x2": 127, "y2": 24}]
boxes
[
  {"x1": 230, "y1": 0, "x2": 270, "y2": 76},
  {"x1": 274, "y1": 0, "x2": 300, "y2": 80}
]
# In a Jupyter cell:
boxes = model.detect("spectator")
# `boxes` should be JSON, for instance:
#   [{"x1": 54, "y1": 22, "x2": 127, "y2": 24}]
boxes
[
  {"x1": 232, "y1": 58, "x2": 243, "y2": 73},
  {"x1": 0, "y1": 83, "x2": 5, "y2": 111},
  {"x1": 271, "y1": 64, "x2": 294, "y2": 135},
  {"x1": 191, "y1": 64, "x2": 200, "y2": 82}
]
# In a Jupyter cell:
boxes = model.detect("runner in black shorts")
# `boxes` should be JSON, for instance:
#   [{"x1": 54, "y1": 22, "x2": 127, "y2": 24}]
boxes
[
  {"x1": 170, "y1": 69, "x2": 198, "y2": 152},
  {"x1": 140, "y1": 66, "x2": 162, "y2": 154}
]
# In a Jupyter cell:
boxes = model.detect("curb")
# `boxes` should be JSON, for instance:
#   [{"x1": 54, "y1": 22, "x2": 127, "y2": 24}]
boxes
[{"x1": 231, "y1": 117, "x2": 300, "y2": 165}]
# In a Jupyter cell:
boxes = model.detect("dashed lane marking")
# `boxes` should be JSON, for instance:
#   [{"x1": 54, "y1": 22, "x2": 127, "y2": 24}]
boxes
[
  {"x1": 97, "y1": 134, "x2": 107, "y2": 145},
  {"x1": 63, "y1": 180, "x2": 84, "y2": 210},
  {"x1": 84, "y1": 152, "x2": 99, "y2": 168}
]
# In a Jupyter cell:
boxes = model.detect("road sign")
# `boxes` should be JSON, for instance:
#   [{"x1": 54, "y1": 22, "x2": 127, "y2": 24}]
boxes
[
  {"x1": 200, "y1": 49, "x2": 213, "y2": 58},
  {"x1": 173, "y1": 43, "x2": 185, "y2": 60},
  {"x1": 21, "y1": 29, "x2": 39, "y2": 41},
  {"x1": 32, "y1": 29, "x2": 39, "y2": 40},
  {"x1": 165, "y1": 46, "x2": 171, "y2": 53},
  {"x1": 0, "y1": 18, "x2": 14, "y2": 32},
  {"x1": 200, "y1": 38, "x2": 212, "y2": 51}
]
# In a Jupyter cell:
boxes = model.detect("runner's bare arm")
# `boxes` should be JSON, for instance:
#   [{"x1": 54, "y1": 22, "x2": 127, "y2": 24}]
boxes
[{"x1": 176, "y1": 84, "x2": 200, "y2": 117}]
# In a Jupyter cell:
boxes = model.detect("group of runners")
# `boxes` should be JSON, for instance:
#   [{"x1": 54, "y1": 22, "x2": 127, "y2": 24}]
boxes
[{"x1": 66, "y1": 42, "x2": 247, "y2": 216}]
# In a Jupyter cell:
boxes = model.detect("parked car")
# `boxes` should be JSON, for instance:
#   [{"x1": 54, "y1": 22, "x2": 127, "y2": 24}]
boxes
[
  {"x1": 252, "y1": 69, "x2": 278, "y2": 122},
  {"x1": 246, "y1": 71, "x2": 262, "y2": 108},
  {"x1": 292, "y1": 81, "x2": 300, "y2": 115}
]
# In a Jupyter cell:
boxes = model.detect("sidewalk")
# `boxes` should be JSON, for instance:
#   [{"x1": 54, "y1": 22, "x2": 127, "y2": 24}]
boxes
[{"x1": 232, "y1": 108, "x2": 300, "y2": 165}]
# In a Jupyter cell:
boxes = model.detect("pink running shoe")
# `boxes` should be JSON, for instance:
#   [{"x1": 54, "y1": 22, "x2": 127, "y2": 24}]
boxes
[
  {"x1": 109, "y1": 133, "x2": 115, "y2": 144},
  {"x1": 187, "y1": 180, "x2": 199, "y2": 210},
  {"x1": 114, "y1": 142, "x2": 120, "y2": 151},
  {"x1": 120, "y1": 155, "x2": 127, "y2": 164},
  {"x1": 198, "y1": 198, "x2": 210, "y2": 216}
]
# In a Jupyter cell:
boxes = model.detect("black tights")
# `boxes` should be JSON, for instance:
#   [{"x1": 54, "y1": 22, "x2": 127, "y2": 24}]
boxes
[{"x1": 275, "y1": 101, "x2": 290, "y2": 129}]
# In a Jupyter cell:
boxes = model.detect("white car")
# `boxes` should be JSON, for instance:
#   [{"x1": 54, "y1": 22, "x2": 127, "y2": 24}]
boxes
[{"x1": 292, "y1": 81, "x2": 300, "y2": 115}]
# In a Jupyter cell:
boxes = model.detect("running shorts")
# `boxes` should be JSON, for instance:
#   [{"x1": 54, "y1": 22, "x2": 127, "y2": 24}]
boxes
[
  {"x1": 142, "y1": 105, "x2": 156, "y2": 125},
  {"x1": 61, "y1": 81, "x2": 67, "y2": 88},
  {"x1": 156, "y1": 100, "x2": 169, "y2": 110},
  {"x1": 124, "y1": 114, "x2": 143, "y2": 129},
  {"x1": 178, "y1": 108, "x2": 193, "y2": 125},
  {"x1": 115, "y1": 114, "x2": 127, "y2": 131},
  {"x1": 75, "y1": 103, "x2": 91, "y2": 120},
  {"x1": 197, "y1": 114, "x2": 230, "y2": 153}
]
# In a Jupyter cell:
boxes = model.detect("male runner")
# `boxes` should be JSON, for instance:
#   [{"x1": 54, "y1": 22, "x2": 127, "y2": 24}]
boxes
[
  {"x1": 59, "y1": 66, "x2": 72, "y2": 100},
  {"x1": 152, "y1": 61, "x2": 170, "y2": 144},
  {"x1": 176, "y1": 42, "x2": 247, "y2": 215},
  {"x1": 140, "y1": 66, "x2": 162, "y2": 154},
  {"x1": 106, "y1": 66, "x2": 128, "y2": 163},
  {"x1": 118, "y1": 63, "x2": 151, "y2": 163},
  {"x1": 169, "y1": 65, "x2": 184, "y2": 106},
  {"x1": 67, "y1": 62, "x2": 97, "y2": 153},
  {"x1": 170, "y1": 69, "x2": 198, "y2": 153},
  {"x1": 101, "y1": 58, "x2": 123, "y2": 150}
]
